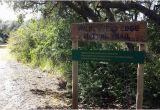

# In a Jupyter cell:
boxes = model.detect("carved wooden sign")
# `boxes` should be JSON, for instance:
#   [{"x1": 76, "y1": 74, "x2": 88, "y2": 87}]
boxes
[{"x1": 71, "y1": 21, "x2": 147, "y2": 43}]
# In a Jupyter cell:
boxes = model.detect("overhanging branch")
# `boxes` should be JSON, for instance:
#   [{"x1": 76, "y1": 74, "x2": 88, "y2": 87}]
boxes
[
  {"x1": 101, "y1": 1, "x2": 160, "y2": 25},
  {"x1": 63, "y1": 1, "x2": 99, "y2": 22}
]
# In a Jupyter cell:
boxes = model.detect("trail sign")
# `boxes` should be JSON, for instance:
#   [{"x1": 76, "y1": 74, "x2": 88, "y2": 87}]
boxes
[
  {"x1": 72, "y1": 50, "x2": 144, "y2": 64},
  {"x1": 71, "y1": 21, "x2": 147, "y2": 43},
  {"x1": 71, "y1": 21, "x2": 147, "y2": 109}
]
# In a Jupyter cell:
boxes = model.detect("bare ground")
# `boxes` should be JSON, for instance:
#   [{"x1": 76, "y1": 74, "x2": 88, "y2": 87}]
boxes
[{"x1": 0, "y1": 44, "x2": 70, "y2": 110}]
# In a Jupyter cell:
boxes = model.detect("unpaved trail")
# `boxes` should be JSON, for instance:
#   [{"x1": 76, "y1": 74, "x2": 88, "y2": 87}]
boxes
[{"x1": 0, "y1": 44, "x2": 70, "y2": 110}]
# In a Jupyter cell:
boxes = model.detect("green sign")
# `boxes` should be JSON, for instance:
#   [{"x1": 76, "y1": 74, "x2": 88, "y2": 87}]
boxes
[{"x1": 72, "y1": 50, "x2": 144, "y2": 64}]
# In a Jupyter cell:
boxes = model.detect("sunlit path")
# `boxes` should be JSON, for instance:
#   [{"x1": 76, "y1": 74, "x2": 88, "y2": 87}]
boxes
[{"x1": 0, "y1": 45, "x2": 69, "y2": 110}]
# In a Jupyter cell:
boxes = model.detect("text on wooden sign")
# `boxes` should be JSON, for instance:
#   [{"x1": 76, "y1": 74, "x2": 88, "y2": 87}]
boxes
[{"x1": 71, "y1": 21, "x2": 147, "y2": 43}]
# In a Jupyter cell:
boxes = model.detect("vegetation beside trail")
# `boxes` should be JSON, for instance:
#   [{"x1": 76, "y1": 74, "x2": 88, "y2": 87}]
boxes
[
  {"x1": 6, "y1": 1, "x2": 160, "y2": 109},
  {"x1": 9, "y1": 19, "x2": 71, "y2": 77}
]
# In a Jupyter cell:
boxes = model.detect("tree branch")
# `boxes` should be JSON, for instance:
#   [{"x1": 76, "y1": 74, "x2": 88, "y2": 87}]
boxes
[
  {"x1": 101, "y1": 1, "x2": 160, "y2": 25},
  {"x1": 63, "y1": 1, "x2": 99, "y2": 22},
  {"x1": 100, "y1": 2, "x2": 115, "y2": 22}
]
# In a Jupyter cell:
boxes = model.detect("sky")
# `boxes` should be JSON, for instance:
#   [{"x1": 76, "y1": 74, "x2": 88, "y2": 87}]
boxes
[
  {"x1": 0, "y1": 2, "x2": 41, "y2": 22},
  {"x1": 0, "y1": 3, "x2": 17, "y2": 21}
]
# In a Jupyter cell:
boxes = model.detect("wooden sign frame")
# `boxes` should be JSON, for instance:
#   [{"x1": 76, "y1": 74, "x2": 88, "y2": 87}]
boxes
[
  {"x1": 72, "y1": 21, "x2": 147, "y2": 43},
  {"x1": 71, "y1": 21, "x2": 147, "y2": 109}
]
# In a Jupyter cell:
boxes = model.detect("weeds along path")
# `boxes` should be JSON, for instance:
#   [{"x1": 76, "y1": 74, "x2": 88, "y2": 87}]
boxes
[{"x1": 0, "y1": 44, "x2": 70, "y2": 110}]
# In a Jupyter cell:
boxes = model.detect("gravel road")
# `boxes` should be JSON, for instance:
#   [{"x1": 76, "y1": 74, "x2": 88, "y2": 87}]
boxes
[{"x1": 0, "y1": 44, "x2": 70, "y2": 110}]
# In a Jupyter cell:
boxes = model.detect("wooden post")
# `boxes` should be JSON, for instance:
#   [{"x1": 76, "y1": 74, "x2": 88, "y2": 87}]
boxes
[
  {"x1": 136, "y1": 44, "x2": 145, "y2": 109},
  {"x1": 72, "y1": 40, "x2": 78, "y2": 109}
]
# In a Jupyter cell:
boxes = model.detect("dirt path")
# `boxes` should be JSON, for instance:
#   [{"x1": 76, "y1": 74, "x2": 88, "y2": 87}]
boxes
[{"x1": 0, "y1": 44, "x2": 70, "y2": 110}]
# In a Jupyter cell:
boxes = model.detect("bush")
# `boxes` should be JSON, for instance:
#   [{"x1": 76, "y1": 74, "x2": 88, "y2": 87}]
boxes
[
  {"x1": 8, "y1": 19, "x2": 72, "y2": 77},
  {"x1": 8, "y1": 18, "x2": 160, "y2": 109}
]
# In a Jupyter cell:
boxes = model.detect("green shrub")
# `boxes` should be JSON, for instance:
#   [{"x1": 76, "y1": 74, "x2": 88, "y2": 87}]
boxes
[
  {"x1": 9, "y1": 19, "x2": 71, "y2": 76},
  {"x1": 8, "y1": 18, "x2": 160, "y2": 109}
]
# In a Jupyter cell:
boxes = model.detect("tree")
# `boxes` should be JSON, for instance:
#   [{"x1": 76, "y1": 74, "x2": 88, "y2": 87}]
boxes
[
  {"x1": 8, "y1": 1, "x2": 160, "y2": 109},
  {"x1": 17, "y1": 14, "x2": 25, "y2": 24},
  {"x1": 9, "y1": 1, "x2": 160, "y2": 50},
  {"x1": 0, "y1": 20, "x2": 19, "y2": 42},
  {"x1": 10, "y1": 1, "x2": 160, "y2": 24}
]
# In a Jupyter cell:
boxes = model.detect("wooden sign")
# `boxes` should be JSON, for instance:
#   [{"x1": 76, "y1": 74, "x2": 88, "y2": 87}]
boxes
[
  {"x1": 71, "y1": 21, "x2": 147, "y2": 43},
  {"x1": 71, "y1": 21, "x2": 146, "y2": 109},
  {"x1": 72, "y1": 50, "x2": 144, "y2": 64}
]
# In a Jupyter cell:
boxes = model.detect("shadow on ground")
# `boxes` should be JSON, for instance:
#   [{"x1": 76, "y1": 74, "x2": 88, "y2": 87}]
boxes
[{"x1": 0, "y1": 43, "x2": 71, "y2": 109}]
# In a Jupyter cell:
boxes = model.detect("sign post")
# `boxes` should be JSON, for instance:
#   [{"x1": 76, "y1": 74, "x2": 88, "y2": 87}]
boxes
[
  {"x1": 136, "y1": 44, "x2": 145, "y2": 109},
  {"x1": 71, "y1": 24, "x2": 79, "y2": 109},
  {"x1": 72, "y1": 41, "x2": 78, "y2": 109},
  {"x1": 71, "y1": 21, "x2": 147, "y2": 109}
]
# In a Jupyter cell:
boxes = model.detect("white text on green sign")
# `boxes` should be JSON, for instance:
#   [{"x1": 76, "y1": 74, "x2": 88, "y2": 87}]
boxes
[{"x1": 72, "y1": 50, "x2": 144, "y2": 64}]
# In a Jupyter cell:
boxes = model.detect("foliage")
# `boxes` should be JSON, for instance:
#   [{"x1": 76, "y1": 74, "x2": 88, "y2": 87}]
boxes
[
  {"x1": 144, "y1": 59, "x2": 160, "y2": 108},
  {"x1": 0, "y1": 20, "x2": 20, "y2": 43},
  {"x1": 7, "y1": 1, "x2": 160, "y2": 109},
  {"x1": 142, "y1": 23, "x2": 160, "y2": 108},
  {"x1": 8, "y1": 18, "x2": 72, "y2": 77},
  {"x1": 9, "y1": 16, "x2": 139, "y2": 108}
]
